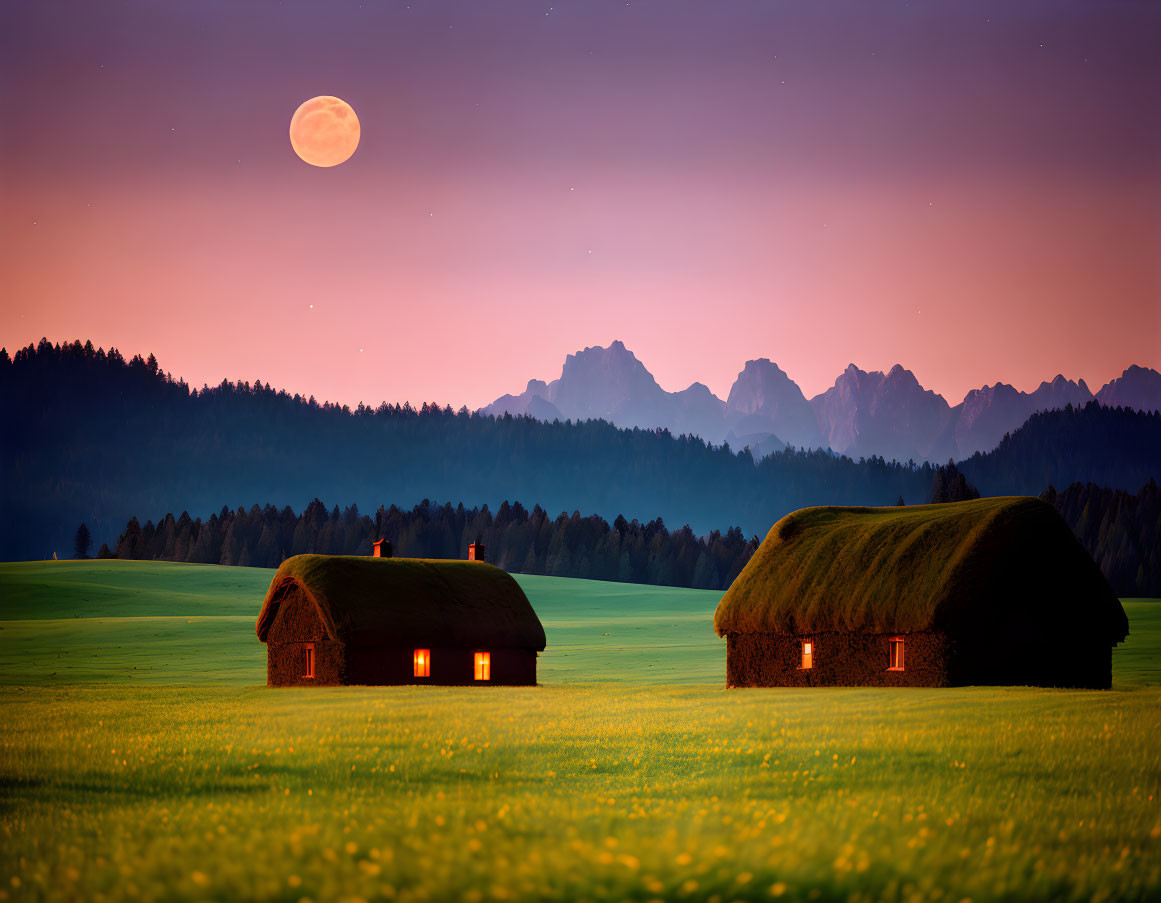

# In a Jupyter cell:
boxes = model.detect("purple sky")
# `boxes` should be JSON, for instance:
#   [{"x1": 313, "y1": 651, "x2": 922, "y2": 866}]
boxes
[{"x1": 1, "y1": 0, "x2": 1158, "y2": 407}]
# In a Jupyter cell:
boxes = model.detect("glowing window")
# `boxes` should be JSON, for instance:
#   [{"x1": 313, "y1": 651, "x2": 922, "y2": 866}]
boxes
[
  {"x1": 303, "y1": 643, "x2": 315, "y2": 679},
  {"x1": 801, "y1": 640, "x2": 813, "y2": 670},
  {"x1": 888, "y1": 637, "x2": 905, "y2": 671},
  {"x1": 413, "y1": 648, "x2": 430, "y2": 678},
  {"x1": 474, "y1": 651, "x2": 491, "y2": 681}
]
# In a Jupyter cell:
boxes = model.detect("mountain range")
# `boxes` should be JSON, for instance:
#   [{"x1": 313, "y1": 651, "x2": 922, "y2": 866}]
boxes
[{"x1": 481, "y1": 342, "x2": 1161, "y2": 462}]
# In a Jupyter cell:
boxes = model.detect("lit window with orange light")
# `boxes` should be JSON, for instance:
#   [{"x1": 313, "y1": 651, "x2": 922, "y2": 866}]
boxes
[
  {"x1": 474, "y1": 651, "x2": 491, "y2": 681},
  {"x1": 413, "y1": 648, "x2": 430, "y2": 678},
  {"x1": 303, "y1": 643, "x2": 315, "y2": 679},
  {"x1": 801, "y1": 640, "x2": 813, "y2": 670},
  {"x1": 888, "y1": 637, "x2": 905, "y2": 671}
]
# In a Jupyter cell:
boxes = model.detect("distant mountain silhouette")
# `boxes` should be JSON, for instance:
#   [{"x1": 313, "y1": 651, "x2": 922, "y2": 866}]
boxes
[
  {"x1": 483, "y1": 341, "x2": 1160, "y2": 462},
  {"x1": 481, "y1": 344, "x2": 828, "y2": 457},
  {"x1": 810, "y1": 363, "x2": 954, "y2": 463},
  {"x1": 950, "y1": 375, "x2": 1094, "y2": 458},
  {"x1": 480, "y1": 341, "x2": 730, "y2": 441},
  {"x1": 724, "y1": 359, "x2": 822, "y2": 451},
  {"x1": 1096, "y1": 365, "x2": 1161, "y2": 412},
  {"x1": 1030, "y1": 373, "x2": 1095, "y2": 410},
  {"x1": 484, "y1": 381, "x2": 564, "y2": 420}
]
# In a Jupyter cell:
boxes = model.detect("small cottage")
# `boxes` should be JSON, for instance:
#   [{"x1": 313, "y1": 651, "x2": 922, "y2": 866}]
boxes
[
  {"x1": 257, "y1": 553, "x2": 546, "y2": 686},
  {"x1": 714, "y1": 497, "x2": 1128, "y2": 689}
]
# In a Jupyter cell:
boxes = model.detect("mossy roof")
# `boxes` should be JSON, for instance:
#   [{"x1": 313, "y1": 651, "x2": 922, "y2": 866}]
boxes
[
  {"x1": 714, "y1": 497, "x2": 1127, "y2": 642},
  {"x1": 257, "y1": 555, "x2": 546, "y2": 650}
]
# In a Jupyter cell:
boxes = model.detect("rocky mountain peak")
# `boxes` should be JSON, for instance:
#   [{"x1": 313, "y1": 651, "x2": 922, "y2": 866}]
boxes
[{"x1": 481, "y1": 343, "x2": 1157, "y2": 462}]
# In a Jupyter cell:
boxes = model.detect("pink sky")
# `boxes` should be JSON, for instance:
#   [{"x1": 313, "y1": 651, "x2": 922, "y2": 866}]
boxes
[{"x1": 2, "y1": 1, "x2": 1158, "y2": 408}]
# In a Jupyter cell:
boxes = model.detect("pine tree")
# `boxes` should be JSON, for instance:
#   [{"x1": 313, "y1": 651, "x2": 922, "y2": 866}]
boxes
[
  {"x1": 618, "y1": 550, "x2": 634, "y2": 583},
  {"x1": 74, "y1": 523, "x2": 92, "y2": 559},
  {"x1": 929, "y1": 460, "x2": 980, "y2": 503},
  {"x1": 114, "y1": 518, "x2": 142, "y2": 559}
]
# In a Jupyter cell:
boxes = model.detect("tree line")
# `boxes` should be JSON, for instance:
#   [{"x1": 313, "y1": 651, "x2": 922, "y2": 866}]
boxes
[
  {"x1": 100, "y1": 498, "x2": 760, "y2": 590},
  {"x1": 95, "y1": 476, "x2": 1159, "y2": 596}
]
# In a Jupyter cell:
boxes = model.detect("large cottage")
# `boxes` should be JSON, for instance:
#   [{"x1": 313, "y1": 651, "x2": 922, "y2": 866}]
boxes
[
  {"x1": 714, "y1": 497, "x2": 1128, "y2": 689},
  {"x1": 256, "y1": 552, "x2": 546, "y2": 686}
]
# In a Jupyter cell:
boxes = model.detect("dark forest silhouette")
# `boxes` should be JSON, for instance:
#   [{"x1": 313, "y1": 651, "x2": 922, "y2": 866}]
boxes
[
  {"x1": 104, "y1": 478, "x2": 1159, "y2": 595},
  {"x1": 1040, "y1": 480, "x2": 1161, "y2": 597},
  {"x1": 3, "y1": 339, "x2": 1159, "y2": 563},
  {"x1": 929, "y1": 461, "x2": 981, "y2": 504},
  {"x1": 106, "y1": 498, "x2": 760, "y2": 591},
  {"x1": 958, "y1": 402, "x2": 1161, "y2": 493}
]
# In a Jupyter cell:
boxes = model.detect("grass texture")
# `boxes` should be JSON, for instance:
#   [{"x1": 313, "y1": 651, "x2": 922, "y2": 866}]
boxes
[
  {"x1": 715, "y1": 497, "x2": 1126, "y2": 639},
  {"x1": 1, "y1": 560, "x2": 1159, "y2": 903}
]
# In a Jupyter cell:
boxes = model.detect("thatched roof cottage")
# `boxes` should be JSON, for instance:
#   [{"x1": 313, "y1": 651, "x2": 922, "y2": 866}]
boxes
[
  {"x1": 257, "y1": 554, "x2": 546, "y2": 686},
  {"x1": 714, "y1": 497, "x2": 1128, "y2": 689}
]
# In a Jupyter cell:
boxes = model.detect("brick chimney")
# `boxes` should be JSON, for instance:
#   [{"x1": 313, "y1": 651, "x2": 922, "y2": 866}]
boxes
[
  {"x1": 372, "y1": 539, "x2": 392, "y2": 558},
  {"x1": 468, "y1": 542, "x2": 484, "y2": 562}
]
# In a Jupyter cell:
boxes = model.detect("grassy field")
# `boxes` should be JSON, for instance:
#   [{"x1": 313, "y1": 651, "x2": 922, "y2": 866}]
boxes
[
  {"x1": 1, "y1": 560, "x2": 1159, "y2": 902},
  {"x1": 0, "y1": 560, "x2": 725, "y2": 686}
]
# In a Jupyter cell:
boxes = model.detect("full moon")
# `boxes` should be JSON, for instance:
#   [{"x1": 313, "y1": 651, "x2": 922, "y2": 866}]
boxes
[{"x1": 289, "y1": 96, "x2": 360, "y2": 167}]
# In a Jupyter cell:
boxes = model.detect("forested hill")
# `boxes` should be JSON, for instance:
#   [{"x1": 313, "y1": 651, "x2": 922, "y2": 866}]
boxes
[
  {"x1": 959, "y1": 403, "x2": 1161, "y2": 495},
  {"x1": 2, "y1": 339, "x2": 1158, "y2": 561}
]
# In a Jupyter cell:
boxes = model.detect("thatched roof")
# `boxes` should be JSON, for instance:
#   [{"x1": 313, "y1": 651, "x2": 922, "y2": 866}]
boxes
[
  {"x1": 257, "y1": 555, "x2": 546, "y2": 650},
  {"x1": 714, "y1": 497, "x2": 1127, "y2": 642}
]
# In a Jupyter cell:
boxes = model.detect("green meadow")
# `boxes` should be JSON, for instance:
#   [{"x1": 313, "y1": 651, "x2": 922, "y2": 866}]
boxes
[{"x1": 1, "y1": 561, "x2": 1159, "y2": 903}]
